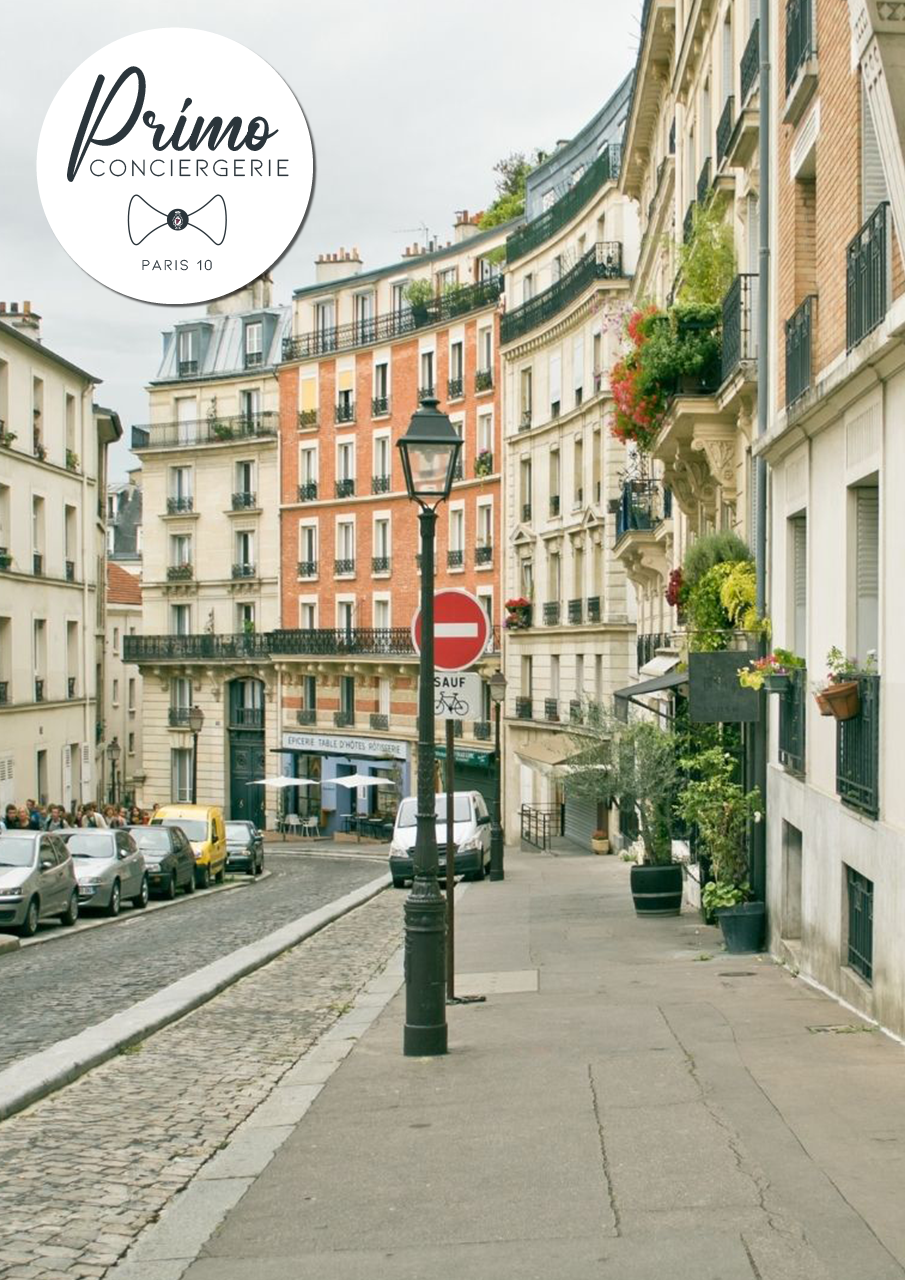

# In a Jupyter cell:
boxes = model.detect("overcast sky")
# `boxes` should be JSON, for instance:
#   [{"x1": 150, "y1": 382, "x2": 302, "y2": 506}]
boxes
[{"x1": 2, "y1": 0, "x2": 640, "y2": 480}]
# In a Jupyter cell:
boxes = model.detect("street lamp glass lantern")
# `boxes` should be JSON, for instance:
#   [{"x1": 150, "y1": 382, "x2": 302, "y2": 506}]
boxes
[
  {"x1": 106, "y1": 738, "x2": 121, "y2": 764},
  {"x1": 488, "y1": 671, "x2": 508, "y2": 704},
  {"x1": 397, "y1": 397, "x2": 462, "y2": 504},
  {"x1": 188, "y1": 705, "x2": 205, "y2": 735}
]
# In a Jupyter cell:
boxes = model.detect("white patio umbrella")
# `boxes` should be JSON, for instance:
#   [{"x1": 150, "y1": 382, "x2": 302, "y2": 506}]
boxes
[
  {"x1": 251, "y1": 776, "x2": 318, "y2": 787},
  {"x1": 333, "y1": 774, "x2": 396, "y2": 841}
]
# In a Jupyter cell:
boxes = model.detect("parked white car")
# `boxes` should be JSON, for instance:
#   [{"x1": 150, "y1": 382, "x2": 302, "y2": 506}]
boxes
[
  {"x1": 59, "y1": 829, "x2": 149, "y2": 916},
  {"x1": 388, "y1": 790, "x2": 491, "y2": 888}
]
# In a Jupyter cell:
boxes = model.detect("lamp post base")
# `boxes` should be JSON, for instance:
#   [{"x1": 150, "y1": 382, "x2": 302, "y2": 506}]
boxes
[{"x1": 403, "y1": 890, "x2": 448, "y2": 1057}]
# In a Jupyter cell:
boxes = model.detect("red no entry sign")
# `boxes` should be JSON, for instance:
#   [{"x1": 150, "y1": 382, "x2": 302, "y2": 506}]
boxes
[{"x1": 412, "y1": 589, "x2": 490, "y2": 672}]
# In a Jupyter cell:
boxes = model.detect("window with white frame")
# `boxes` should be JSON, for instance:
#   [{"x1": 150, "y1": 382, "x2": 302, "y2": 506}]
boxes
[
  {"x1": 438, "y1": 267, "x2": 457, "y2": 290},
  {"x1": 477, "y1": 501, "x2": 493, "y2": 551},
  {"x1": 451, "y1": 417, "x2": 464, "y2": 478},
  {"x1": 236, "y1": 602, "x2": 255, "y2": 631},
  {"x1": 354, "y1": 292, "x2": 375, "y2": 340},
  {"x1": 573, "y1": 333, "x2": 584, "y2": 406},
  {"x1": 373, "y1": 517, "x2": 390, "y2": 568},
  {"x1": 336, "y1": 520, "x2": 355, "y2": 571},
  {"x1": 337, "y1": 598, "x2": 355, "y2": 632},
  {"x1": 575, "y1": 653, "x2": 584, "y2": 696},
  {"x1": 170, "y1": 533, "x2": 191, "y2": 567},
  {"x1": 449, "y1": 507, "x2": 464, "y2": 568},
  {"x1": 177, "y1": 329, "x2": 197, "y2": 372},
  {"x1": 550, "y1": 351, "x2": 562, "y2": 418},
  {"x1": 374, "y1": 360, "x2": 389, "y2": 408},
  {"x1": 373, "y1": 434, "x2": 391, "y2": 485},
  {"x1": 374, "y1": 597, "x2": 391, "y2": 630},
  {"x1": 170, "y1": 604, "x2": 190, "y2": 635},
  {"x1": 112, "y1": 678, "x2": 119, "y2": 707},
  {"x1": 299, "y1": 444, "x2": 318, "y2": 489},
  {"x1": 449, "y1": 340, "x2": 464, "y2": 388},
  {"x1": 298, "y1": 522, "x2": 317, "y2": 575},
  {"x1": 477, "y1": 588, "x2": 493, "y2": 629},
  {"x1": 171, "y1": 748, "x2": 193, "y2": 802},
  {"x1": 337, "y1": 440, "x2": 355, "y2": 488},
  {"x1": 171, "y1": 676, "x2": 192, "y2": 712},
  {"x1": 520, "y1": 368, "x2": 533, "y2": 423},
  {"x1": 378, "y1": 676, "x2": 391, "y2": 716},
  {"x1": 244, "y1": 321, "x2": 263, "y2": 366},
  {"x1": 299, "y1": 600, "x2": 317, "y2": 629},
  {"x1": 520, "y1": 559, "x2": 533, "y2": 598},
  {"x1": 391, "y1": 282, "x2": 406, "y2": 316},
  {"x1": 419, "y1": 351, "x2": 434, "y2": 395},
  {"x1": 170, "y1": 465, "x2": 192, "y2": 504},
  {"x1": 477, "y1": 411, "x2": 493, "y2": 457},
  {"x1": 234, "y1": 530, "x2": 255, "y2": 573},
  {"x1": 240, "y1": 387, "x2": 261, "y2": 421},
  {"x1": 314, "y1": 299, "x2": 335, "y2": 345},
  {"x1": 522, "y1": 273, "x2": 534, "y2": 304},
  {"x1": 478, "y1": 326, "x2": 492, "y2": 376},
  {"x1": 235, "y1": 459, "x2": 255, "y2": 503}
]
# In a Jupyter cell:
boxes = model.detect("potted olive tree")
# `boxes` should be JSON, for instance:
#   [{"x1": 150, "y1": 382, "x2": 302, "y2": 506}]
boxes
[
  {"x1": 565, "y1": 713, "x2": 682, "y2": 915},
  {"x1": 676, "y1": 746, "x2": 764, "y2": 952}
]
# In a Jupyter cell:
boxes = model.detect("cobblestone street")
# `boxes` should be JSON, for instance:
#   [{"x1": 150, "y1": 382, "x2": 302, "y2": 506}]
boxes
[
  {"x1": 0, "y1": 887, "x2": 402, "y2": 1280},
  {"x1": 0, "y1": 849, "x2": 385, "y2": 1071}
]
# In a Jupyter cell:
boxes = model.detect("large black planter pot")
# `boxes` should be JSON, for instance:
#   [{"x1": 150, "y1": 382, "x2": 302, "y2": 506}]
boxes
[
  {"x1": 630, "y1": 864, "x2": 683, "y2": 917},
  {"x1": 716, "y1": 902, "x2": 766, "y2": 953}
]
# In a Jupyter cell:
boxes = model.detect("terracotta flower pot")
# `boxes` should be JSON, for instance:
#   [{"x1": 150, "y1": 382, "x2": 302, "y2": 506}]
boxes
[
  {"x1": 820, "y1": 680, "x2": 861, "y2": 721},
  {"x1": 814, "y1": 690, "x2": 834, "y2": 716}
]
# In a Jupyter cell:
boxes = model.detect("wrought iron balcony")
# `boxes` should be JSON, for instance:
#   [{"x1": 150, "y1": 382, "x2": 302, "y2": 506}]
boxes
[
  {"x1": 515, "y1": 696, "x2": 533, "y2": 720},
  {"x1": 452, "y1": 719, "x2": 463, "y2": 738},
  {"x1": 837, "y1": 675, "x2": 880, "y2": 818},
  {"x1": 847, "y1": 203, "x2": 889, "y2": 352},
  {"x1": 501, "y1": 242, "x2": 624, "y2": 344},
  {"x1": 568, "y1": 599, "x2": 583, "y2": 625},
  {"x1": 716, "y1": 96, "x2": 735, "y2": 167},
  {"x1": 697, "y1": 157, "x2": 712, "y2": 206},
  {"x1": 550, "y1": 494, "x2": 560, "y2": 517},
  {"x1": 785, "y1": 296, "x2": 816, "y2": 408},
  {"x1": 297, "y1": 560, "x2": 317, "y2": 578},
  {"x1": 282, "y1": 278, "x2": 503, "y2": 360},
  {"x1": 232, "y1": 563, "x2": 256, "y2": 579},
  {"x1": 586, "y1": 596, "x2": 601, "y2": 622},
  {"x1": 334, "y1": 558, "x2": 355, "y2": 576},
  {"x1": 230, "y1": 706, "x2": 264, "y2": 728},
  {"x1": 447, "y1": 549, "x2": 464, "y2": 568},
  {"x1": 475, "y1": 451, "x2": 493, "y2": 478},
  {"x1": 741, "y1": 19, "x2": 760, "y2": 102},
  {"x1": 244, "y1": 350, "x2": 264, "y2": 368},
  {"x1": 298, "y1": 481, "x2": 318, "y2": 502},
  {"x1": 232, "y1": 491, "x2": 256, "y2": 510},
  {"x1": 33, "y1": 553, "x2": 43, "y2": 576},
  {"x1": 522, "y1": 502, "x2": 532, "y2": 522},
  {"x1": 168, "y1": 707, "x2": 192, "y2": 727},
  {"x1": 452, "y1": 460, "x2": 464, "y2": 482},
  {"x1": 131, "y1": 412, "x2": 279, "y2": 451},
  {"x1": 296, "y1": 708, "x2": 316, "y2": 725},
  {"x1": 272, "y1": 628, "x2": 420, "y2": 657},
  {"x1": 177, "y1": 359, "x2": 198, "y2": 377},
  {"x1": 125, "y1": 633, "x2": 271, "y2": 662},
  {"x1": 298, "y1": 409, "x2": 318, "y2": 429},
  {"x1": 545, "y1": 698, "x2": 560, "y2": 722},
  {"x1": 785, "y1": 0, "x2": 814, "y2": 94},
  {"x1": 334, "y1": 710, "x2": 355, "y2": 727},
  {"x1": 474, "y1": 720, "x2": 491, "y2": 740},
  {"x1": 371, "y1": 474, "x2": 390, "y2": 494},
  {"x1": 65, "y1": 560, "x2": 75, "y2": 582},
  {"x1": 476, "y1": 544, "x2": 493, "y2": 565},
  {"x1": 543, "y1": 601, "x2": 561, "y2": 626},
  {"x1": 418, "y1": 384, "x2": 435, "y2": 401},
  {"x1": 519, "y1": 410, "x2": 532, "y2": 432},
  {"x1": 722, "y1": 273, "x2": 759, "y2": 382},
  {"x1": 372, "y1": 555, "x2": 391, "y2": 573},
  {"x1": 637, "y1": 632, "x2": 670, "y2": 669},
  {"x1": 167, "y1": 496, "x2": 194, "y2": 513},
  {"x1": 475, "y1": 368, "x2": 493, "y2": 392},
  {"x1": 779, "y1": 669, "x2": 807, "y2": 776},
  {"x1": 335, "y1": 401, "x2": 355, "y2": 425},
  {"x1": 126, "y1": 626, "x2": 499, "y2": 664},
  {"x1": 0, "y1": 547, "x2": 9, "y2": 571},
  {"x1": 683, "y1": 202, "x2": 696, "y2": 244},
  {"x1": 615, "y1": 479, "x2": 671, "y2": 542},
  {"x1": 447, "y1": 377, "x2": 463, "y2": 400},
  {"x1": 0, "y1": 681, "x2": 8, "y2": 705},
  {"x1": 335, "y1": 478, "x2": 355, "y2": 498},
  {"x1": 167, "y1": 563, "x2": 193, "y2": 581},
  {"x1": 35, "y1": 678, "x2": 45, "y2": 702},
  {"x1": 569, "y1": 699, "x2": 583, "y2": 724},
  {"x1": 67, "y1": 677, "x2": 76, "y2": 699},
  {"x1": 370, "y1": 712, "x2": 389, "y2": 731},
  {"x1": 371, "y1": 395, "x2": 389, "y2": 417},
  {"x1": 506, "y1": 143, "x2": 621, "y2": 263}
]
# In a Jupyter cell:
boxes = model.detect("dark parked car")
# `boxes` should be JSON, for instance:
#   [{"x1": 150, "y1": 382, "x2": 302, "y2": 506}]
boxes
[
  {"x1": 225, "y1": 821, "x2": 264, "y2": 876},
  {"x1": 127, "y1": 824, "x2": 196, "y2": 898}
]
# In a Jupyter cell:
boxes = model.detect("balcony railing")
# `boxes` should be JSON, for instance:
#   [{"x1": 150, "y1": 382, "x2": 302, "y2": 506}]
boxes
[
  {"x1": 65, "y1": 560, "x2": 75, "y2": 583},
  {"x1": 0, "y1": 547, "x2": 9, "y2": 571},
  {"x1": 475, "y1": 368, "x2": 493, "y2": 392},
  {"x1": 166, "y1": 496, "x2": 194, "y2": 513},
  {"x1": 447, "y1": 376, "x2": 463, "y2": 400},
  {"x1": 522, "y1": 502, "x2": 532, "y2": 522},
  {"x1": 232, "y1": 563, "x2": 256, "y2": 579},
  {"x1": 298, "y1": 480, "x2": 318, "y2": 502},
  {"x1": 126, "y1": 627, "x2": 499, "y2": 664},
  {"x1": 447, "y1": 549, "x2": 464, "y2": 568},
  {"x1": 283, "y1": 278, "x2": 504, "y2": 361},
  {"x1": 372, "y1": 555, "x2": 390, "y2": 573},
  {"x1": 515, "y1": 696, "x2": 533, "y2": 720},
  {"x1": 298, "y1": 409, "x2": 318, "y2": 429},
  {"x1": 476, "y1": 544, "x2": 493, "y2": 564},
  {"x1": 470, "y1": 720, "x2": 489, "y2": 741},
  {"x1": 168, "y1": 707, "x2": 192, "y2": 727},
  {"x1": 722, "y1": 273, "x2": 759, "y2": 382},
  {"x1": 35, "y1": 678, "x2": 45, "y2": 703},
  {"x1": 125, "y1": 633, "x2": 271, "y2": 662},
  {"x1": 847, "y1": 203, "x2": 889, "y2": 352},
  {"x1": 505, "y1": 143, "x2": 621, "y2": 263},
  {"x1": 545, "y1": 698, "x2": 560, "y2": 722},
  {"x1": 230, "y1": 706, "x2": 264, "y2": 728},
  {"x1": 785, "y1": 0, "x2": 814, "y2": 94},
  {"x1": 335, "y1": 401, "x2": 355, "y2": 425},
  {"x1": 334, "y1": 558, "x2": 355, "y2": 575},
  {"x1": 567, "y1": 599, "x2": 583, "y2": 625},
  {"x1": 418, "y1": 384, "x2": 435, "y2": 402},
  {"x1": 297, "y1": 559, "x2": 317, "y2": 578},
  {"x1": 271, "y1": 628, "x2": 427, "y2": 657},
  {"x1": 637, "y1": 632, "x2": 670, "y2": 670},
  {"x1": 615, "y1": 479, "x2": 671, "y2": 541},
  {"x1": 167, "y1": 563, "x2": 193, "y2": 581},
  {"x1": 785, "y1": 295, "x2": 816, "y2": 408},
  {"x1": 370, "y1": 713, "x2": 389, "y2": 731},
  {"x1": 683, "y1": 202, "x2": 696, "y2": 244},
  {"x1": 697, "y1": 157, "x2": 712, "y2": 206},
  {"x1": 67, "y1": 677, "x2": 76, "y2": 700},
  {"x1": 475, "y1": 452, "x2": 493, "y2": 477},
  {"x1": 587, "y1": 596, "x2": 601, "y2": 622},
  {"x1": 837, "y1": 675, "x2": 880, "y2": 818},
  {"x1": 569, "y1": 699, "x2": 583, "y2": 724},
  {"x1": 232, "y1": 491, "x2": 256, "y2": 510},
  {"x1": 543, "y1": 601, "x2": 561, "y2": 626},
  {"x1": 501, "y1": 243, "x2": 624, "y2": 344},
  {"x1": 177, "y1": 359, "x2": 198, "y2": 377},
  {"x1": 778, "y1": 669, "x2": 807, "y2": 776},
  {"x1": 296, "y1": 708, "x2": 316, "y2": 725},
  {"x1": 0, "y1": 681, "x2": 8, "y2": 705},
  {"x1": 549, "y1": 494, "x2": 560, "y2": 517},
  {"x1": 371, "y1": 474, "x2": 390, "y2": 494},
  {"x1": 244, "y1": 350, "x2": 263, "y2": 368},
  {"x1": 334, "y1": 710, "x2": 355, "y2": 728},
  {"x1": 741, "y1": 19, "x2": 760, "y2": 102},
  {"x1": 718, "y1": 101, "x2": 736, "y2": 170},
  {"x1": 33, "y1": 553, "x2": 43, "y2": 576},
  {"x1": 131, "y1": 412, "x2": 279, "y2": 451},
  {"x1": 371, "y1": 395, "x2": 389, "y2": 417},
  {"x1": 335, "y1": 478, "x2": 355, "y2": 498}
]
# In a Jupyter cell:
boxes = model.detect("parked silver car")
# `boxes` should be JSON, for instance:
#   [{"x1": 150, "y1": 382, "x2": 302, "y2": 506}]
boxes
[
  {"x1": 59, "y1": 830, "x2": 149, "y2": 916},
  {"x1": 0, "y1": 831, "x2": 80, "y2": 936}
]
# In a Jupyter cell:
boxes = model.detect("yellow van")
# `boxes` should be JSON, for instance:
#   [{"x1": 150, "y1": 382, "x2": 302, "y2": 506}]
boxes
[{"x1": 151, "y1": 805, "x2": 227, "y2": 889}]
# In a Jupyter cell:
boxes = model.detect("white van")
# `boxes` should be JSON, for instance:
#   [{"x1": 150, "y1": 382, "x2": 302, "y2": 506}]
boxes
[{"x1": 388, "y1": 790, "x2": 491, "y2": 887}]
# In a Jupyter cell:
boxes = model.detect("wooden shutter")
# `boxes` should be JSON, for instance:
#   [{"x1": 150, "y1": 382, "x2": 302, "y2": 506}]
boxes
[
  {"x1": 855, "y1": 488, "x2": 879, "y2": 660},
  {"x1": 338, "y1": 370, "x2": 353, "y2": 393},
  {"x1": 300, "y1": 376, "x2": 317, "y2": 412},
  {"x1": 0, "y1": 753, "x2": 14, "y2": 807},
  {"x1": 862, "y1": 81, "x2": 889, "y2": 219},
  {"x1": 62, "y1": 745, "x2": 72, "y2": 811},
  {"x1": 80, "y1": 742, "x2": 91, "y2": 800},
  {"x1": 791, "y1": 517, "x2": 807, "y2": 656}
]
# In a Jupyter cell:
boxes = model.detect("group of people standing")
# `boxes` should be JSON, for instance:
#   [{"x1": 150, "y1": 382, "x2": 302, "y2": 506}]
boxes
[{"x1": 1, "y1": 800, "x2": 160, "y2": 831}]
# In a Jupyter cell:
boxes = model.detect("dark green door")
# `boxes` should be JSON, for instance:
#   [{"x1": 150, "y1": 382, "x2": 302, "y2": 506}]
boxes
[{"x1": 229, "y1": 736, "x2": 265, "y2": 827}]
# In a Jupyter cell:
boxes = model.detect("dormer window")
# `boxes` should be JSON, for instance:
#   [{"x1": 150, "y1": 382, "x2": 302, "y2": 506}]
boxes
[
  {"x1": 244, "y1": 321, "x2": 263, "y2": 368},
  {"x1": 178, "y1": 330, "x2": 198, "y2": 377}
]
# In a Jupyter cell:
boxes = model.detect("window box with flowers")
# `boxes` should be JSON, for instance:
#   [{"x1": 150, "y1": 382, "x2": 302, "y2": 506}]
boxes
[
  {"x1": 505, "y1": 597, "x2": 532, "y2": 630},
  {"x1": 737, "y1": 649, "x2": 805, "y2": 694},
  {"x1": 66, "y1": 449, "x2": 80, "y2": 472},
  {"x1": 474, "y1": 449, "x2": 493, "y2": 478},
  {"x1": 814, "y1": 648, "x2": 876, "y2": 720},
  {"x1": 0, "y1": 426, "x2": 16, "y2": 449}
]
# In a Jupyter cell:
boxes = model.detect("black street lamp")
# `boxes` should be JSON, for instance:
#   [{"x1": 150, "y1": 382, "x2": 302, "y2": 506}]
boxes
[
  {"x1": 397, "y1": 396, "x2": 462, "y2": 1057},
  {"x1": 188, "y1": 705, "x2": 205, "y2": 804},
  {"x1": 106, "y1": 737, "x2": 121, "y2": 807},
  {"x1": 488, "y1": 671, "x2": 507, "y2": 880}
]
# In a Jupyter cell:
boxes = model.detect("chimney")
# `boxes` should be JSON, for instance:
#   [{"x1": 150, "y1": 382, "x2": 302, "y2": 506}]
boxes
[
  {"x1": 0, "y1": 300, "x2": 42, "y2": 340},
  {"x1": 454, "y1": 211, "x2": 482, "y2": 243},
  {"x1": 206, "y1": 272, "x2": 273, "y2": 316},
  {"x1": 314, "y1": 246, "x2": 363, "y2": 284}
]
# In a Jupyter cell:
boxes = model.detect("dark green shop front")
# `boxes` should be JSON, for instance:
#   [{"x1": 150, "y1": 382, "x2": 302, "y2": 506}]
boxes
[{"x1": 434, "y1": 744, "x2": 497, "y2": 811}]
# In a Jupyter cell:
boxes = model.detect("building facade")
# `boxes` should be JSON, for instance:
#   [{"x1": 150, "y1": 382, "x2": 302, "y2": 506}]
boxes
[
  {"x1": 0, "y1": 302, "x2": 120, "y2": 809},
  {"x1": 275, "y1": 222, "x2": 507, "y2": 832},
  {"x1": 106, "y1": 469, "x2": 143, "y2": 574},
  {"x1": 126, "y1": 276, "x2": 287, "y2": 826},
  {"x1": 105, "y1": 563, "x2": 143, "y2": 806},
  {"x1": 499, "y1": 86, "x2": 640, "y2": 847}
]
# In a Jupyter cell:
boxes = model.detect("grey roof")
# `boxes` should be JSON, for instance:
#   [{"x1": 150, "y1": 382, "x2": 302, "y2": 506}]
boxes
[
  {"x1": 0, "y1": 319, "x2": 100, "y2": 384},
  {"x1": 151, "y1": 305, "x2": 292, "y2": 384}
]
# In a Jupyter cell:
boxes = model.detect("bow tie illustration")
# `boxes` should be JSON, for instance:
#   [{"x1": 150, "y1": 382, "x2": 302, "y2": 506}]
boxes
[{"x1": 127, "y1": 194, "x2": 227, "y2": 247}]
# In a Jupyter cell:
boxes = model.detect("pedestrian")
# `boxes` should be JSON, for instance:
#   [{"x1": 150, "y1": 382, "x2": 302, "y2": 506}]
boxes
[
  {"x1": 3, "y1": 803, "x2": 19, "y2": 829},
  {"x1": 44, "y1": 804, "x2": 70, "y2": 831},
  {"x1": 80, "y1": 802, "x2": 107, "y2": 829},
  {"x1": 128, "y1": 805, "x2": 142, "y2": 825},
  {"x1": 25, "y1": 800, "x2": 43, "y2": 830}
]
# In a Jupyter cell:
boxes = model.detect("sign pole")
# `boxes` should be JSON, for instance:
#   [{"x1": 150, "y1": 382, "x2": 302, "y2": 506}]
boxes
[{"x1": 445, "y1": 720, "x2": 456, "y2": 1001}]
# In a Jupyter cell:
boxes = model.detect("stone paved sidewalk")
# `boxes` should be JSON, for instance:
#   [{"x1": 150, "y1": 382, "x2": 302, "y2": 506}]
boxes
[{"x1": 0, "y1": 890, "x2": 402, "y2": 1280}]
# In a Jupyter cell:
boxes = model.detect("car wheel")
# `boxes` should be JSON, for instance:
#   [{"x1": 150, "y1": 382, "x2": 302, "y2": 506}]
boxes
[
  {"x1": 106, "y1": 880, "x2": 121, "y2": 917},
  {"x1": 215, "y1": 864, "x2": 225, "y2": 884},
  {"x1": 471, "y1": 855, "x2": 486, "y2": 881},
  {"x1": 165, "y1": 872, "x2": 177, "y2": 900},
  {"x1": 19, "y1": 896, "x2": 40, "y2": 937},
  {"x1": 392, "y1": 877, "x2": 406, "y2": 889},
  {"x1": 61, "y1": 890, "x2": 79, "y2": 927},
  {"x1": 184, "y1": 869, "x2": 196, "y2": 894},
  {"x1": 133, "y1": 875, "x2": 149, "y2": 909},
  {"x1": 197, "y1": 865, "x2": 210, "y2": 890}
]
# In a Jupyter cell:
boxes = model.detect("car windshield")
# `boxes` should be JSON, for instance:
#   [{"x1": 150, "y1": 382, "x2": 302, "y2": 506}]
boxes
[
  {"x1": 63, "y1": 834, "x2": 116, "y2": 859},
  {"x1": 158, "y1": 819, "x2": 208, "y2": 841},
  {"x1": 226, "y1": 823, "x2": 252, "y2": 840},
  {"x1": 396, "y1": 795, "x2": 472, "y2": 828},
  {"x1": 130, "y1": 828, "x2": 171, "y2": 851},
  {"x1": 0, "y1": 837, "x2": 36, "y2": 868}
]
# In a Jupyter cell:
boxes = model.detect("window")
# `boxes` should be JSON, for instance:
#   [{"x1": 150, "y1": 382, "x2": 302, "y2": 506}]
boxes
[
  {"x1": 299, "y1": 600, "x2": 317, "y2": 629},
  {"x1": 66, "y1": 621, "x2": 78, "y2": 695},
  {"x1": 240, "y1": 388, "x2": 261, "y2": 422},
  {"x1": 32, "y1": 495, "x2": 45, "y2": 560},
  {"x1": 170, "y1": 533, "x2": 192, "y2": 567},
  {"x1": 573, "y1": 333, "x2": 584, "y2": 406},
  {"x1": 846, "y1": 865, "x2": 874, "y2": 984},
  {"x1": 451, "y1": 417, "x2": 464, "y2": 476},
  {"x1": 299, "y1": 374, "x2": 318, "y2": 425},
  {"x1": 235, "y1": 460, "x2": 254, "y2": 500},
  {"x1": 337, "y1": 599, "x2": 355, "y2": 632},
  {"x1": 177, "y1": 329, "x2": 197, "y2": 374},
  {"x1": 373, "y1": 434, "x2": 391, "y2": 484},
  {"x1": 521, "y1": 654, "x2": 533, "y2": 695},
  {"x1": 128, "y1": 733, "x2": 135, "y2": 755},
  {"x1": 862, "y1": 81, "x2": 889, "y2": 220},
  {"x1": 595, "y1": 654, "x2": 603, "y2": 704},
  {"x1": 550, "y1": 352, "x2": 561, "y2": 418},
  {"x1": 374, "y1": 597, "x2": 391, "y2": 630},
  {"x1": 477, "y1": 502, "x2": 493, "y2": 550},
  {"x1": 374, "y1": 361, "x2": 389, "y2": 402},
  {"x1": 552, "y1": 255, "x2": 563, "y2": 283},
  {"x1": 520, "y1": 559, "x2": 533, "y2": 598},
  {"x1": 36, "y1": 750, "x2": 47, "y2": 807},
  {"x1": 853, "y1": 486, "x2": 879, "y2": 662},
  {"x1": 170, "y1": 465, "x2": 192, "y2": 504},
  {"x1": 573, "y1": 437, "x2": 584, "y2": 507},
  {"x1": 392, "y1": 282, "x2": 406, "y2": 317},
  {"x1": 374, "y1": 518, "x2": 390, "y2": 565},
  {"x1": 171, "y1": 677, "x2": 192, "y2": 711},
  {"x1": 449, "y1": 508, "x2": 464, "y2": 554},
  {"x1": 522, "y1": 274, "x2": 534, "y2": 304},
  {"x1": 420, "y1": 351, "x2": 434, "y2": 395},
  {"x1": 235, "y1": 530, "x2": 254, "y2": 572},
  {"x1": 551, "y1": 654, "x2": 560, "y2": 701},
  {"x1": 301, "y1": 674, "x2": 317, "y2": 712},
  {"x1": 450, "y1": 341, "x2": 464, "y2": 383},
  {"x1": 548, "y1": 550, "x2": 561, "y2": 600},
  {"x1": 340, "y1": 675, "x2": 355, "y2": 717},
  {"x1": 378, "y1": 677, "x2": 391, "y2": 717},
  {"x1": 478, "y1": 412, "x2": 493, "y2": 456},
  {"x1": 171, "y1": 604, "x2": 190, "y2": 636},
  {"x1": 171, "y1": 748, "x2": 193, "y2": 802},
  {"x1": 338, "y1": 441, "x2": 355, "y2": 483},
  {"x1": 354, "y1": 292, "x2": 375, "y2": 340},
  {"x1": 789, "y1": 516, "x2": 807, "y2": 656},
  {"x1": 244, "y1": 321, "x2": 263, "y2": 366},
  {"x1": 298, "y1": 523, "x2": 317, "y2": 574},
  {"x1": 576, "y1": 654, "x2": 584, "y2": 695},
  {"x1": 520, "y1": 368, "x2": 533, "y2": 424},
  {"x1": 520, "y1": 457, "x2": 532, "y2": 516},
  {"x1": 438, "y1": 267, "x2": 457, "y2": 290},
  {"x1": 336, "y1": 521, "x2": 355, "y2": 567},
  {"x1": 478, "y1": 327, "x2": 492, "y2": 375},
  {"x1": 315, "y1": 299, "x2": 336, "y2": 350},
  {"x1": 111, "y1": 678, "x2": 120, "y2": 707},
  {"x1": 299, "y1": 445, "x2": 318, "y2": 486},
  {"x1": 237, "y1": 602, "x2": 255, "y2": 631}
]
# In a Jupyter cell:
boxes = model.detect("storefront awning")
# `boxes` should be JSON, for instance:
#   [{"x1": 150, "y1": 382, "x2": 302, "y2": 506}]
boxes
[{"x1": 613, "y1": 669, "x2": 687, "y2": 720}]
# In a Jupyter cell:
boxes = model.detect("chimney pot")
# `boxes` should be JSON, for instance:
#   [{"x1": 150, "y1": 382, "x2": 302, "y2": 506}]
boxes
[
  {"x1": 0, "y1": 303, "x2": 5, "y2": 313},
  {"x1": 23, "y1": 301, "x2": 31, "y2": 315},
  {"x1": 10, "y1": 303, "x2": 18, "y2": 314}
]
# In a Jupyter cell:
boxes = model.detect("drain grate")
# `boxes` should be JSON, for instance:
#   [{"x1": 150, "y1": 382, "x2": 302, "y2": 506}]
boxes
[
  {"x1": 717, "y1": 971, "x2": 758, "y2": 978},
  {"x1": 807, "y1": 1023, "x2": 874, "y2": 1035}
]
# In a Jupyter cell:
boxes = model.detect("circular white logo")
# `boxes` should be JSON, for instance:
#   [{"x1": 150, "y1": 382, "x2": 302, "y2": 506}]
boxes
[{"x1": 37, "y1": 28, "x2": 314, "y2": 304}]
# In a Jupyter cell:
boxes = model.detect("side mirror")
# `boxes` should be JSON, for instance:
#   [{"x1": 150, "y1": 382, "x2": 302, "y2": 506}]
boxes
[
  {"x1": 40, "y1": 858, "x2": 54, "y2": 871},
  {"x1": 477, "y1": 814, "x2": 490, "y2": 826},
  {"x1": 118, "y1": 849, "x2": 129, "y2": 860}
]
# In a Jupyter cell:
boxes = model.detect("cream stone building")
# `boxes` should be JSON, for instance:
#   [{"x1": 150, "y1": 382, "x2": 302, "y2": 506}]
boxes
[
  {"x1": 499, "y1": 79, "x2": 640, "y2": 848},
  {"x1": 105, "y1": 563, "x2": 143, "y2": 807},
  {"x1": 126, "y1": 276, "x2": 287, "y2": 827},
  {"x1": 0, "y1": 302, "x2": 121, "y2": 810}
]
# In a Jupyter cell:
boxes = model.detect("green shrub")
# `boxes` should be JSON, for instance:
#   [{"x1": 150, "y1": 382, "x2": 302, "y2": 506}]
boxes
[{"x1": 682, "y1": 531, "x2": 752, "y2": 591}]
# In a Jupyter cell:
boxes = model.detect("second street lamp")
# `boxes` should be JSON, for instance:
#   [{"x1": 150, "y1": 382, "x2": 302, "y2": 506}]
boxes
[
  {"x1": 188, "y1": 705, "x2": 205, "y2": 805},
  {"x1": 488, "y1": 671, "x2": 507, "y2": 880},
  {"x1": 397, "y1": 395, "x2": 462, "y2": 1058},
  {"x1": 106, "y1": 737, "x2": 121, "y2": 807}
]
